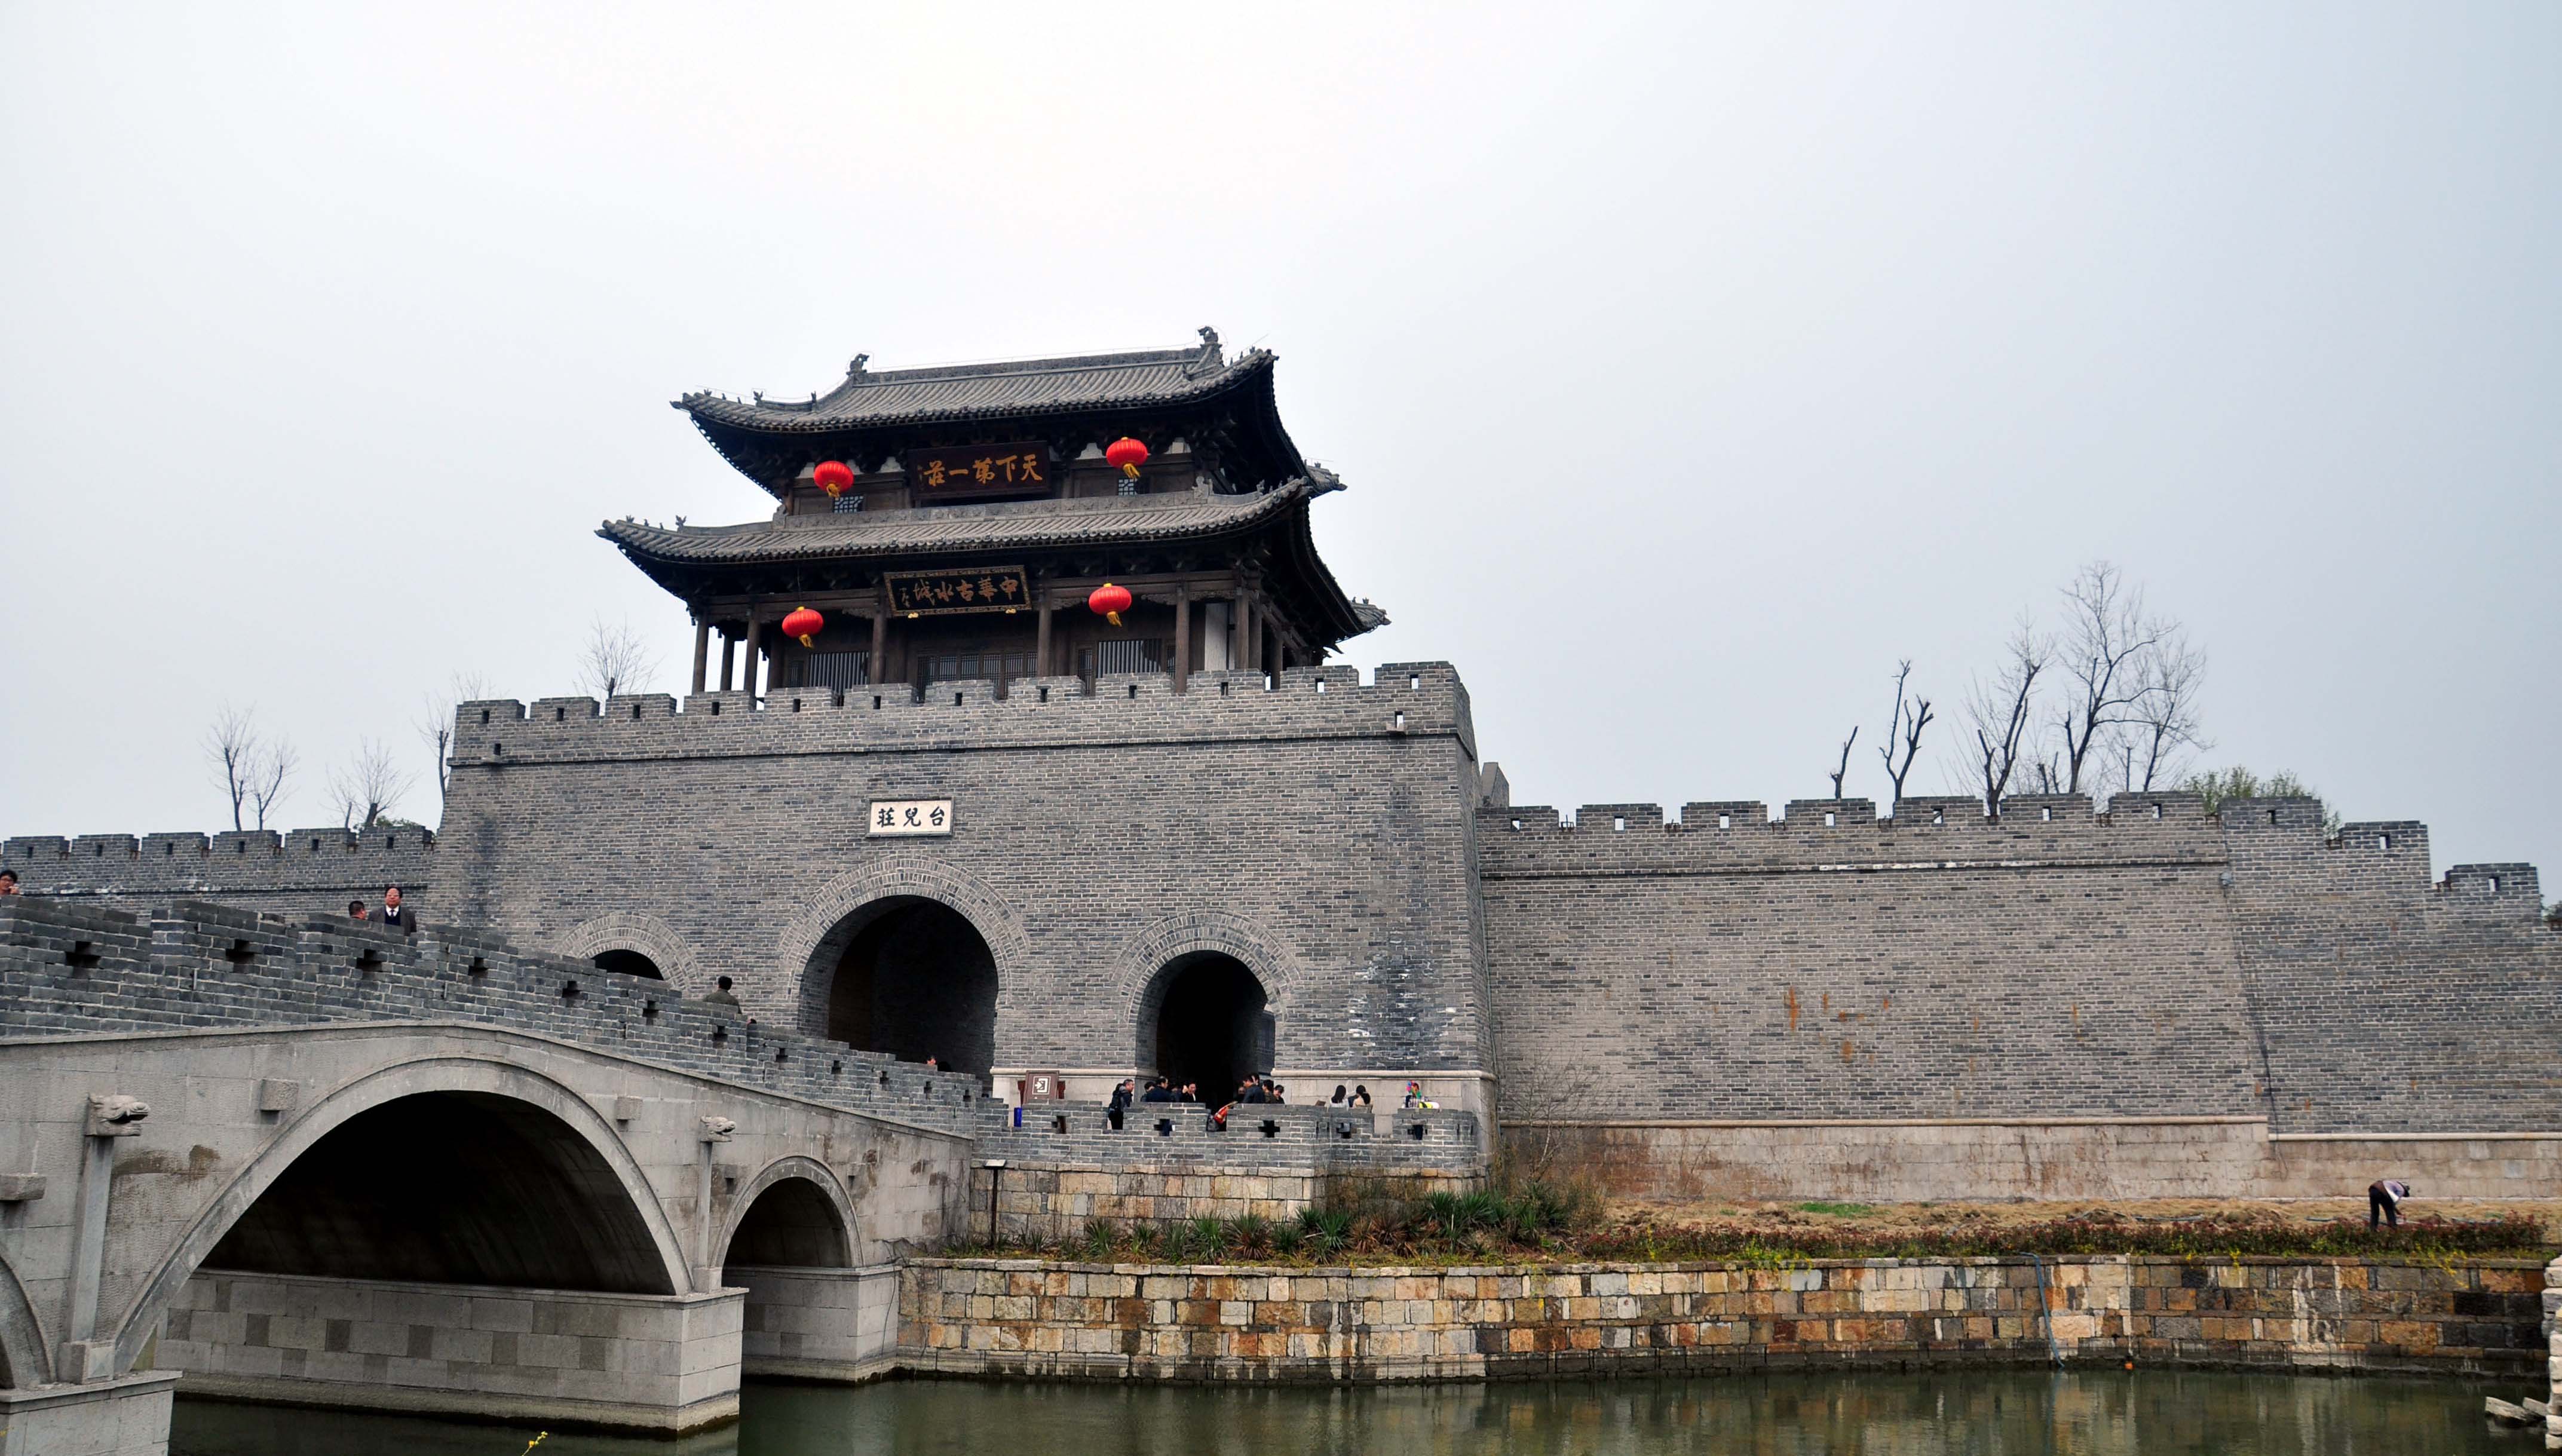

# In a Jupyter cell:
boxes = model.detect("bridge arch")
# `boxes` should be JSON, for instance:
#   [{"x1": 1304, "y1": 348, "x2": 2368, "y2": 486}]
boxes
[
  {"x1": 560, "y1": 911, "x2": 702, "y2": 992},
  {"x1": 780, "y1": 856, "x2": 1031, "y2": 1043},
  {"x1": 717, "y1": 1156, "x2": 857, "y2": 1271},
  {"x1": 108, "y1": 1056, "x2": 692, "y2": 1377},
  {"x1": 0, "y1": 1249, "x2": 48, "y2": 1387}
]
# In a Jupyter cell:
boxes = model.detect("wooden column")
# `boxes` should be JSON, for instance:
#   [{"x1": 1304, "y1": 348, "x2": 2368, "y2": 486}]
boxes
[
  {"x1": 718, "y1": 632, "x2": 735, "y2": 692},
  {"x1": 1035, "y1": 599, "x2": 1053, "y2": 679},
  {"x1": 871, "y1": 584, "x2": 891, "y2": 689},
  {"x1": 740, "y1": 606, "x2": 760, "y2": 698},
  {"x1": 1172, "y1": 584, "x2": 1191, "y2": 692},
  {"x1": 1229, "y1": 595, "x2": 1248, "y2": 673},
  {"x1": 691, "y1": 621, "x2": 710, "y2": 695}
]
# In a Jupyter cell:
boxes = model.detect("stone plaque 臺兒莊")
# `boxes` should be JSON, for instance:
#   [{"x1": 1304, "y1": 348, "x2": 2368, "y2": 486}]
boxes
[{"x1": 868, "y1": 800, "x2": 952, "y2": 836}]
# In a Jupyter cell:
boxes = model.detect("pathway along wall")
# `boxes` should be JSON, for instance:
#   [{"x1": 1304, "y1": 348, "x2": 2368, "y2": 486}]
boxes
[{"x1": 899, "y1": 1255, "x2": 2549, "y2": 1384}]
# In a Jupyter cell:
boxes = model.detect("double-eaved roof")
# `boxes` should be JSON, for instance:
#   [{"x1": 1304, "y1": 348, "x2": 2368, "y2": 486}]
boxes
[{"x1": 674, "y1": 329, "x2": 1307, "y2": 497}]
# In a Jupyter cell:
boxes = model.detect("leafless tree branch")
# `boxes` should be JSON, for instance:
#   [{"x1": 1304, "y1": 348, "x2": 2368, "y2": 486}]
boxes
[
  {"x1": 1960, "y1": 617, "x2": 2046, "y2": 814},
  {"x1": 329, "y1": 738, "x2": 411, "y2": 830},
  {"x1": 2054, "y1": 561, "x2": 2169, "y2": 794},
  {"x1": 247, "y1": 740, "x2": 295, "y2": 831},
  {"x1": 577, "y1": 617, "x2": 658, "y2": 701},
  {"x1": 1828, "y1": 725, "x2": 1859, "y2": 801},
  {"x1": 1875, "y1": 659, "x2": 1934, "y2": 811},
  {"x1": 416, "y1": 671, "x2": 494, "y2": 818},
  {"x1": 203, "y1": 704, "x2": 258, "y2": 832}
]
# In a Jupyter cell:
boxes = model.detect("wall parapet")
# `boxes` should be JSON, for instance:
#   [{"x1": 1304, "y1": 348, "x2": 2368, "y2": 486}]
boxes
[
  {"x1": 446, "y1": 662, "x2": 1475, "y2": 769},
  {"x1": 976, "y1": 1100, "x2": 1481, "y2": 1176},
  {"x1": 0, "y1": 897, "x2": 979, "y2": 1136},
  {"x1": 2, "y1": 827, "x2": 439, "y2": 906}
]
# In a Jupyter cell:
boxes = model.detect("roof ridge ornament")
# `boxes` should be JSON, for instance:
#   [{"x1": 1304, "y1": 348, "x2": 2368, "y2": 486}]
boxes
[
  {"x1": 1190, "y1": 326, "x2": 1223, "y2": 376},
  {"x1": 847, "y1": 353, "x2": 870, "y2": 380}
]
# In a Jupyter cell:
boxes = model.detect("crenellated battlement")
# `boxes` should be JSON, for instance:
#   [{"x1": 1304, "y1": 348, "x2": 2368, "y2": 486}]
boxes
[
  {"x1": 2, "y1": 824, "x2": 441, "y2": 911},
  {"x1": 1479, "y1": 790, "x2": 2228, "y2": 875},
  {"x1": 446, "y1": 662, "x2": 1475, "y2": 769},
  {"x1": 0, "y1": 896, "x2": 981, "y2": 1133}
]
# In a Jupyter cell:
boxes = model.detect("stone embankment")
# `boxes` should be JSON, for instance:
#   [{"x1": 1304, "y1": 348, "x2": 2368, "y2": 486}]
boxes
[{"x1": 900, "y1": 1254, "x2": 2550, "y2": 1384}]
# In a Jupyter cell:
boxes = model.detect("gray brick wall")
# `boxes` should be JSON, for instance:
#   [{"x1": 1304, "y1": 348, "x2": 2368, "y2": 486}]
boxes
[{"x1": 1479, "y1": 792, "x2": 2561, "y2": 1132}]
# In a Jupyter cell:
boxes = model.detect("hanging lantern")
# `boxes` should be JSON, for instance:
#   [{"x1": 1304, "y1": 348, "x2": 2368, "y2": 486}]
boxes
[
  {"x1": 813, "y1": 460, "x2": 855, "y2": 497},
  {"x1": 781, "y1": 606, "x2": 825, "y2": 648},
  {"x1": 1104, "y1": 437, "x2": 1150, "y2": 479},
  {"x1": 1087, "y1": 583, "x2": 1132, "y2": 628}
]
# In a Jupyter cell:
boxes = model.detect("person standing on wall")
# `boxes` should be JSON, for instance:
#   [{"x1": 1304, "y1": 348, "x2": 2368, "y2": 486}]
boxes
[
  {"x1": 379, "y1": 885, "x2": 415, "y2": 933},
  {"x1": 2368, "y1": 1178, "x2": 2413, "y2": 1230},
  {"x1": 703, "y1": 976, "x2": 741, "y2": 1010},
  {"x1": 1108, "y1": 1078, "x2": 1133, "y2": 1130},
  {"x1": 1, "y1": 868, "x2": 21, "y2": 895}
]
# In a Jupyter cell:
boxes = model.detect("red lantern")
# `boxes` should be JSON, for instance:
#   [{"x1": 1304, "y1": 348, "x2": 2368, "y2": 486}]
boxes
[
  {"x1": 1087, "y1": 583, "x2": 1132, "y2": 628},
  {"x1": 1104, "y1": 437, "x2": 1149, "y2": 479},
  {"x1": 813, "y1": 460, "x2": 854, "y2": 497},
  {"x1": 781, "y1": 606, "x2": 825, "y2": 648}
]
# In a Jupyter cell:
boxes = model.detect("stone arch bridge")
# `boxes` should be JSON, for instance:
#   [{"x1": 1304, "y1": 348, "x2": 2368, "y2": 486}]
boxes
[{"x1": 0, "y1": 897, "x2": 979, "y2": 1451}]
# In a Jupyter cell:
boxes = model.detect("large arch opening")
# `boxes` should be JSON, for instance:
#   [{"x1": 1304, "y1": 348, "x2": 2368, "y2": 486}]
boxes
[
  {"x1": 1140, "y1": 952, "x2": 1271, "y2": 1103},
  {"x1": 823, "y1": 897, "x2": 997, "y2": 1075},
  {"x1": 204, "y1": 1090, "x2": 676, "y2": 1293}
]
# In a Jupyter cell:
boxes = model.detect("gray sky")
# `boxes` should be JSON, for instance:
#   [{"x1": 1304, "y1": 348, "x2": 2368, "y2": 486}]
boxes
[{"x1": 5, "y1": 4, "x2": 2556, "y2": 887}]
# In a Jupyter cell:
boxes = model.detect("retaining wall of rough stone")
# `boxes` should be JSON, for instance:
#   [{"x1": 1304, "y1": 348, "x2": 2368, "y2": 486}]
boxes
[{"x1": 898, "y1": 1254, "x2": 2551, "y2": 1383}]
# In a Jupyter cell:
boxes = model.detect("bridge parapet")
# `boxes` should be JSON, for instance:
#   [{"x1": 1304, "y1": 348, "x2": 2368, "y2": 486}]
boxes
[{"x1": 0, "y1": 897, "x2": 982, "y2": 1134}]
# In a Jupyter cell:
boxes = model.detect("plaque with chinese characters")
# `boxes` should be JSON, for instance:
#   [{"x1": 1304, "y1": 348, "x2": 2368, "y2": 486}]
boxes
[
  {"x1": 868, "y1": 799, "x2": 953, "y2": 837},
  {"x1": 903, "y1": 442, "x2": 1052, "y2": 502},
  {"x1": 882, "y1": 566, "x2": 1031, "y2": 616}
]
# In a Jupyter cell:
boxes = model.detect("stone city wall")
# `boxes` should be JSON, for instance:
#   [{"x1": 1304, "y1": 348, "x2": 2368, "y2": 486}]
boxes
[
  {"x1": 727, "y1": 1264, "x2": 903, "y2": 1383},
  {"x1": 1481, "y1": 793, "x2": 2561, "y2": 1198},
  {"x1": 1, "y1": 827, "x2": 439, "y2": 921},
  {"x1": 428, "y1": 664, "x2": 1496, "y2": 1111},
  {"x1": 898, "y1": 1254, "x2": 2551, "y2": 1384}
]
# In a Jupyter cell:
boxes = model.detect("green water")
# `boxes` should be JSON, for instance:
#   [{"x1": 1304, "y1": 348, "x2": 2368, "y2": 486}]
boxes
[{"x1": 170, "y1": 1370, "x2": 2527, "y2": 1455}]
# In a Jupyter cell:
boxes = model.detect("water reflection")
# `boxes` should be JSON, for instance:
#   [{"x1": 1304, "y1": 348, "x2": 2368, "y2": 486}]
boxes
[{"x1": 170, "y1": 1369, "x2": 2515, "y2": 1456}]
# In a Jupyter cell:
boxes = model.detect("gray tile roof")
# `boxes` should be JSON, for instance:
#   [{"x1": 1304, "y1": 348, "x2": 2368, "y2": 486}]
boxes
[
  {"x1": 676, "y1": 333, "x2": 1261, "y2": 433},
  {"x1": 599, "y1": 483, "x2": 1307, "y2": 566}
]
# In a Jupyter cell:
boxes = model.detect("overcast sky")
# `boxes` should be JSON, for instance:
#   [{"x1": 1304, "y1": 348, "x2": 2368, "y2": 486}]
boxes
[{"x1": 4, "y1": 4, "x2": 2555, "y2": 885}]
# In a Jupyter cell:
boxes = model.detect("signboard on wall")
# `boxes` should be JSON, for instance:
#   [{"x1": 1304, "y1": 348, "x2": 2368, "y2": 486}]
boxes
[
  {"x1": 868, "y1": 800, "x2": 952, "y2": 836},
  {"x1": 882, "y1": 566, "x2": 1031, "y2": 616},
  {"x1": 902, "y1": 442, "x2": 1053, "y2": 502}
]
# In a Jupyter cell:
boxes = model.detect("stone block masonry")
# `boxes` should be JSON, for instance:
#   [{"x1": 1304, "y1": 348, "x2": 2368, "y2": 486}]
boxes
[
  {"x1": 1482, "y1": 792, "x2": 2562, "y2": 1198},
  {"x1": 158, "y1": 1271, "x2": 743, "y2": 1434},
  {"x1": 897, "y1": 1255, "x2": 2551, "y2": 1384}
]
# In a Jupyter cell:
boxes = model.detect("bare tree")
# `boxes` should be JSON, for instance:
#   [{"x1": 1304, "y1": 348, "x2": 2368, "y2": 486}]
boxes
[
  {"x1": 2052, "y1": 562, "x2": 2168, "y2": 795},
  {"x1": 415, "y1": 672, "x2": 494, "y2": 817},
  {"x1": 1959, "y1": 618, "x2": 2047, "y2": 813},
  {"x1": 1827, "y1": 725, "x2": 1858, "y2": 801},
  {"x1": 203, "y1": 705, "x2": 259, "y2": 832},
  {"x1": 2122, "y1": 626, "x2": 2208, "y2": 793},
  {"x1": 1875, "y1": 660, "x2": 1934, "y2": 811},
  {"x1": 577, "y1": 617, "x2": 658, "y2": 700},
  {"x1": 329, "y1": 739, "x2": 412, "y2": 830},
  {"x1": 246, "y1": 740, "x2": 296, "y2": 830}
]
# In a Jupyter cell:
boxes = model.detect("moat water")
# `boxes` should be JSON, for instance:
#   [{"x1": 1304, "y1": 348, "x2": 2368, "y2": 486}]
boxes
[{"x1": 170, "y1": 1369, "x2": 2525, "y2": 1455}]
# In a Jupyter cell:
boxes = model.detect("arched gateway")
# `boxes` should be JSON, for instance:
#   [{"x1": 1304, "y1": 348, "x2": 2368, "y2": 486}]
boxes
[
  {"x1": 814, "y1": 896, "x2": 1000, "y2": 1076},
  {"x1": 1138, "y1": 952, "x2": 1273, "y2": 1101}
]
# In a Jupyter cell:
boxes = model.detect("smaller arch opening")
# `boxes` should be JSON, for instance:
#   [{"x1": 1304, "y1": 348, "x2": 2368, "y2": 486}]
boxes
[
  {"x1": 1141, "y1": 952, "x2": 1272, "y2": 1105},
  {"x1": 592, "y1": 949, "x2": 664, "y2": 980},
  {"x1": 721, "y1": 1178, "x2": 851, "y2": 1276}
]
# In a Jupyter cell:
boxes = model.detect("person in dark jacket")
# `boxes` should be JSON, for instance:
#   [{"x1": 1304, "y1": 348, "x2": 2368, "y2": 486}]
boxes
[
  {"x1": 1140, "y1": 1077, "x2": 1175, "y2": 1104},
  {"x1": 1108, "y1": 1078, "x2": 1134, "y2": 1130},
  {"x1": 2368, "y1": 1178, "x2": 2413, "y2": 1229},
  {"x1": 379, "y1": 885, "x2": 415, "y2": 933}
]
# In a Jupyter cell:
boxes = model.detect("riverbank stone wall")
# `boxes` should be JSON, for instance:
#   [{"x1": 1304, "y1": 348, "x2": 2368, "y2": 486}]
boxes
[{"x1": 898, "y1": 1255, "x2": 2549, "y2": 1384}]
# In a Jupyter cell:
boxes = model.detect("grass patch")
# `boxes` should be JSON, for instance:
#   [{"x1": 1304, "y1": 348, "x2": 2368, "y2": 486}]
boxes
[{"x1": 956, "y1": 1191, "x2": 2550, "y2": 1268}]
